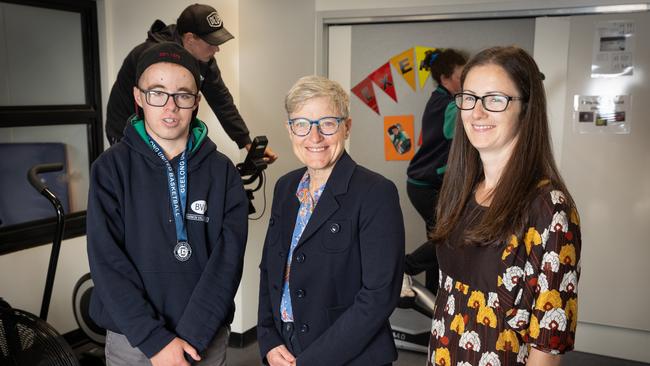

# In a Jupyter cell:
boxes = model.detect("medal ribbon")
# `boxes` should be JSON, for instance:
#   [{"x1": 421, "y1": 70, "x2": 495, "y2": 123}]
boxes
[{"x1": 148, "y1": 136, "x2": 192, "y2": 244}]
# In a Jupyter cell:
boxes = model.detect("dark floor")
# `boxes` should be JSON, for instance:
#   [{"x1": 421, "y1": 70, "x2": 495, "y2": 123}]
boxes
[
  {"x1": 77, "y1": 341, "x2": 650, "y2": 365},
  {"x1": 227, "y1": 341, "x2": 650, "y2": 366}
]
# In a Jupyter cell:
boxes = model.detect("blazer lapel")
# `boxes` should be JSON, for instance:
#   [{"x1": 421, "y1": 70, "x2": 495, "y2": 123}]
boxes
[
  {"x1": 296, "y1": 151, "x2": 356, "y2": 247},
  {"x1": 296, "y1": 191, "x2": 339, "y2": 246},
  {"x1": 281, "y1": 175, "x2": 302, "y2": 253}
]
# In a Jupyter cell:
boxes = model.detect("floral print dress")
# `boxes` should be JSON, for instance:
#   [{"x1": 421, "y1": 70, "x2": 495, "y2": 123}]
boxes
[{"x1": 428, "y1": 184, "x2": 581, "y2": 366}]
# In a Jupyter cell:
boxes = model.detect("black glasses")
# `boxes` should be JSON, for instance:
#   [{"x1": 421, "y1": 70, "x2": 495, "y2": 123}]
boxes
[
  {"x1": 454, "y1": 92, "x2": 525, "y2": 112},
  {"x1": 288, "y1": 117, "x2": 345, "y2": 136},
  {"x1": 138, "y1": 87, "x2": 198, "y2": 109}
]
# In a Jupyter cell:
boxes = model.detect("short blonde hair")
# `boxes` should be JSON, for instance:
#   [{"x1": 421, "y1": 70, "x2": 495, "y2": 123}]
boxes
[{"x1": 285, "y1": 75, "x2": 350, "y2": 118}]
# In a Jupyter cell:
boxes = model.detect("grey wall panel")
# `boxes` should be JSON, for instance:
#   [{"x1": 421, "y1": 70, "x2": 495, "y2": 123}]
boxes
[
  {"x1": 1, "y1": 3, "x2": 84, "y2": 106},
  {"x1": 561, "y1": 11, "x2": 650, "y2": 332},
  {"x1": 348, "y1": 19, "x2": 535, "y2": 258}
]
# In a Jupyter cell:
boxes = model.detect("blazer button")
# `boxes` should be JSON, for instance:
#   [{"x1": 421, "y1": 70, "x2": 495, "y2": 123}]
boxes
[
  {"x1": 295, "y1": 253, "x2": 306, "y2": 263},
  {"x1": 295, "y1": 289, "x2": 306, "y2": 298},
  {"x1": 300, "y1": 323, "x2": 309, "y2": 333},
  {"x1": 278, "y1": 251, "x2": 284, "y2": 258},
  {"x1": 270, "y1": 217, "x2": 275, "y2": 226},
  {"x1": 329, "y1": 223, "x2": 340, "y2": 233}
]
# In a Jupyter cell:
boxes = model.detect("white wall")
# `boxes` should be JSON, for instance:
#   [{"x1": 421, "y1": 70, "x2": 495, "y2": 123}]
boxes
[
  {"x1": 237, "y1": 0, "x2": 317, "y2": 332},
  {"x1": 0, "y1": 237, "x2": 89, "y2": 333},
  {"x1": 535, "y1": 14, "x2": 650, "y2": 362}
]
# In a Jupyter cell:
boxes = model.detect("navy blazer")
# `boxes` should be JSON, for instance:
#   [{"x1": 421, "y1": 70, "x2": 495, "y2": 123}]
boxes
[{"x1": 258, "y1": 152, "x2": 405, "y2": 366}]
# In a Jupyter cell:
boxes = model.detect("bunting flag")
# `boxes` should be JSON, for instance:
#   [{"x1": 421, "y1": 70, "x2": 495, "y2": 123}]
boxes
[
  {"x1": 415, "y1": 46, "x2": 437, "y2": 89},
  {"x1": 384, "y1": 115, "x2": 415, "y2": 161},
  {"x1": 369, "y1": 62, "x2": 398, "y2": 102},
  {"x1": 351, "y1": 77, "x2": 380, "y2": 115},
  {"x1": 389, "y1": 48, "x2": 416, "y2": 91}
]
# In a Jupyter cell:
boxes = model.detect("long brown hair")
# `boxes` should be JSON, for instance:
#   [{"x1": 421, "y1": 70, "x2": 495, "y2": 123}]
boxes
[{"x1": 431, "y1": 46, "x2": 574, "y2": 247}]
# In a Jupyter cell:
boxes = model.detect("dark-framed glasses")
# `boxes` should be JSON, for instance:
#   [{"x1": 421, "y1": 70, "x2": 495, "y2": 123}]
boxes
[
  {"x1": 288, "y1": 116, "x2": 345, "y2": 136},
  {"x1": 454, "y1": 92, "x2": 525, "y2": 112},
  {"x1": 138, "y1": 87, "x2": 198, "y2": 109}
]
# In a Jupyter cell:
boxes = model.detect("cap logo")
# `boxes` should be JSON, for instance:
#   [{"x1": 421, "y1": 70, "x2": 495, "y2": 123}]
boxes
[
  {"x1": 159, "y1": 51, "x2": 181, "y2": 60},
  {"x1": 206, "y1": 11, "x2": 222, "y2": 28}
]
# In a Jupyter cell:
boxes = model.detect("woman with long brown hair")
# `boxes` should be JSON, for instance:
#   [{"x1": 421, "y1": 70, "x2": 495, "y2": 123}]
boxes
[{"x1": 427, "y1": 46, "x2": 581, "y2": 366}]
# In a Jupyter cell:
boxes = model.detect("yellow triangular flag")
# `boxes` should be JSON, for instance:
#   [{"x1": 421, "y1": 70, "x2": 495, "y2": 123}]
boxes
[
  {"x1": 415, "y1": 46, "x2": 437, "y2": 89},
  {"x1": 389, "y1": 48, "x2": 416, "y2": 92}
]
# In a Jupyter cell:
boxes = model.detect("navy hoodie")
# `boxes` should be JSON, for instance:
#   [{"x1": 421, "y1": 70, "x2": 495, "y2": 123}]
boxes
[{"x1": 87, "y1": 118, "x2": 248, "y2": 357}]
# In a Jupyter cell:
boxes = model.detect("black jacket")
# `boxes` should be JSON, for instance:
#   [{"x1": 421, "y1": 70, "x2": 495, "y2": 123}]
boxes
[
  {"x1": 258, "y1": 152, "x2": 405, "y2": 365},
  {"x1": 87, "y1": 118, "x2": 248, "y2": 357},
  {"x1": 105, "y1": 20, "x2": 251, "y2": 147},
  {"x1": 406, "y1": 85, "x2": 456, "y2": 187}
]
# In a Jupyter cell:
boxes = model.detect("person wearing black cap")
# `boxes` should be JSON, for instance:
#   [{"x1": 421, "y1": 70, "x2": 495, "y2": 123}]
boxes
[
  {"x1": 87, "y1": 42, "x2": 249, "y2": 366},
  {"x1": 105, "y1": 3, "x2": 277, "y2": 163}
]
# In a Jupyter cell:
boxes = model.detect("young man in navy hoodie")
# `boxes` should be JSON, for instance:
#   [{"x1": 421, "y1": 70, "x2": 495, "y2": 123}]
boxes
[{"x1": 87, "y1": 42, "x2": 248, "y2": 366}]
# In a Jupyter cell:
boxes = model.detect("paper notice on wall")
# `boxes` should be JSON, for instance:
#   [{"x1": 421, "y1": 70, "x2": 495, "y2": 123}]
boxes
[
  {"x1": 573, "y1": 94, "x2": 631, "y2": 134},
  {"x1": 591, "y1": 20, "x2": 635, "y2": 78}
]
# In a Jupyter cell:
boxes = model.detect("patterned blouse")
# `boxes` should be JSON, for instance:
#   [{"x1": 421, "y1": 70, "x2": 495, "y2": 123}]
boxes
[
  {"x1": 428, "y1": 184, "x2": 581, "y2": 366},
  {"x1": 279, "y1": 171, "x2": 325, "y2": 322}
]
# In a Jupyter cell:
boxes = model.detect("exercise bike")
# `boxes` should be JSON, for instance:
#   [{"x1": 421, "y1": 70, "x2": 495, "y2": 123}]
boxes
[
  {"x1": 0, "y1": 163, "x2": 81, "y2": 365},
  {"x1": 390, "y1": 276, "x2": 436, "y2": 353}
]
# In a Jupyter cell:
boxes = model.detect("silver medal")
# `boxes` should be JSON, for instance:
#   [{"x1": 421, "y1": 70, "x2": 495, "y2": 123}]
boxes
[{"x1": 174, "y1": 241, "x2": 192, "y2": 262}]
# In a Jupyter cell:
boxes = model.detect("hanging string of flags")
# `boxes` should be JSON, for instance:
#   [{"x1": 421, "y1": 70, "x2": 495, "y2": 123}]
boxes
[{"x1": 352, "y1": 46, "x2": 439, "y2": 115}]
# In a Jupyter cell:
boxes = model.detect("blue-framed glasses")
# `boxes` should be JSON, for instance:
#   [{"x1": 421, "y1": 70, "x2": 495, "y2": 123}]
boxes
[
  {"x1": 288, "y1": 116, "x2": 345, "y2": 136},
  {"x1": 454, "y1": 92, "x2": 525, "y2": 112}
]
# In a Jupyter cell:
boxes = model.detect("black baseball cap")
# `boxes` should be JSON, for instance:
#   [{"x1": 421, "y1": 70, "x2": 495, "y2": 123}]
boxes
[
  {"x1": 177, "y1": 4, "x2": 234, "y2": 46},
  {"x1": 136, "y1": 42, "x2": 201, "y2": 89}
]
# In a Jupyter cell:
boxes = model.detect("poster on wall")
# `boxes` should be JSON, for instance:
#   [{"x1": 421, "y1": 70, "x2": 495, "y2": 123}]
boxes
[
  {"x1": 591, "y1": 20, "x2": 635, "y2": 78},
  {"x1": 573, "y1": 94, "x2": 631, "y2": 134},
  {"x1": 384, "y1": 115, "x2": 415, "y2": 161}
]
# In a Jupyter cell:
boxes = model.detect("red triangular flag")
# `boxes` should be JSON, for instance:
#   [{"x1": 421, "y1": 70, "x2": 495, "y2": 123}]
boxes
[
  {"x1": 351, "y1": 77, "x2": 380, "y2": 115},
  {"x1": 369, "y1": 62, "x2": 397, "y2": 102}
]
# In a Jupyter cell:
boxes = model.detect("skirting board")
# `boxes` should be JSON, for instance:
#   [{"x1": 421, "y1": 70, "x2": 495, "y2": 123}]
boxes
[
  {"x1": 575, "y1": 321, "x2": 650, "y2": 363},
  {"x1": 228, "y1": 326, "x2": 257, "y2": 348}
]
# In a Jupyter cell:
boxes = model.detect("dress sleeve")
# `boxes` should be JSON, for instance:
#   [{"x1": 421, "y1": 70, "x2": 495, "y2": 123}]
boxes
[{"x1": 508, "y1": 188, "x2": 581, "y2": 355}]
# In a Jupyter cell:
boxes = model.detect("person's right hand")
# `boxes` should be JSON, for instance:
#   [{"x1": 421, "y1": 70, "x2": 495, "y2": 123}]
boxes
[
  {"x1": 151, "y1": 337, "x2": 201, "y2": 366},
  {"x1": 266, "y1": 344, "x2": 295, "y2": 366},
  {"x1": 400, "y1": 273, "x2": 416, "y2": 298}
]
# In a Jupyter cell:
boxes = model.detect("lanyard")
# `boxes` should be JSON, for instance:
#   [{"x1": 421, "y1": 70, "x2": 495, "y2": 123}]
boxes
[{"x1": 148, "y1": 137, "x2": 192, "y2": 244}]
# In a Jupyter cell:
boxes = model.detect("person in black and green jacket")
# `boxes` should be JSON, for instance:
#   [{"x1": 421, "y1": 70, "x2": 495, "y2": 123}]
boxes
[{"x1": 404, "y1": 49, "x2": 467, "y2": 294}]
